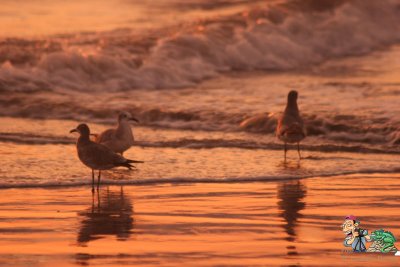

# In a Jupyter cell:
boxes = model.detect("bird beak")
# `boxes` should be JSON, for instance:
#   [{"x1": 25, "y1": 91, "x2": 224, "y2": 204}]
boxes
[
  {"x1": 70, "y1": 129, "x2": 78, "y2": 133},
  {"x1": 129, "y1": 117, "x2": 139, "y2": 123}
]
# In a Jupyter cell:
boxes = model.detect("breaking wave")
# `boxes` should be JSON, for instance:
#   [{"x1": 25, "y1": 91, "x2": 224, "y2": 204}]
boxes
[
  {"x1": 2, "y1": 126, "x2": 400, "y2": 154},
  {"x1": 1, "y1": 0, "x2": 400, "y2": 92}
]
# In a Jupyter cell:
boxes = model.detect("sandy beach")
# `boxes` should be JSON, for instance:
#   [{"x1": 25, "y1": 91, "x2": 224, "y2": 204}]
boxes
[{"x1": 1, "y1": 174, "x2": 399, "y2": 267}]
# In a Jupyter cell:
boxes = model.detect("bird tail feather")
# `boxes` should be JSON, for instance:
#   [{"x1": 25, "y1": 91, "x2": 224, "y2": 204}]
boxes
[
  {"x1": 127, "y1": 159, "x2": 144, "y2": 164},
  {"x1": 116, "y1": 159, "x2": 144, "y2": 170},
  {"x1": 117, "y1": 162, "x2": 135, "y2": 170}
]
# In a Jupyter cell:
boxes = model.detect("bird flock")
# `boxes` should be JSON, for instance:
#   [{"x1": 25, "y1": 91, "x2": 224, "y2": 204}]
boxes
[
  {"x1": 70, "y1": 90, "x2": 306, "y2": 191},
  {"x1": 70, "y1": 112, "x2": 143, "y2": 192}
]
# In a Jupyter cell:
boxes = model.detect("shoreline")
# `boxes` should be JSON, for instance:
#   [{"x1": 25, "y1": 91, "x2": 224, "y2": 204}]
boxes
[{"x1": 1, "y1": 171, "x2": 400, "y2": 190}]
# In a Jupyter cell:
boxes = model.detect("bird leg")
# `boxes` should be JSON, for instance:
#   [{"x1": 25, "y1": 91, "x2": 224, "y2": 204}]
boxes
[
  {"x1": 91, "y1": 190, "x2": 95, "y2": 213},
  {"x1": 97, "y1": 170, "x2": 101, "y2": 191},
  {"x1": 91, "y1": 169, "x2": 95, "y2": 193},
  {"x1": 284, "y1": 142, "x2": 287, "y2": 161},
  {"x1": 97, "y1": 187, "x2": 101, "y2": 210},
  {"x1": 297, "y1": 142, "x2": 301, "y2": 159}
]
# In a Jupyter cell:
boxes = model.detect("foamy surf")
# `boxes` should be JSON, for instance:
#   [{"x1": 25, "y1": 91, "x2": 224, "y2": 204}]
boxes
[
  {"x1": 1, "y1": 168, "x2": 400, "y2": 189},
  {"x1": 1, "y1": 138, "x2": 399, "y2": 188},
  {"x1": 1, "y1": 0, "x2": 400, "y2": 92},
  {"x1": 1, "y1": 131, "x2": 399, "y2": 154}
]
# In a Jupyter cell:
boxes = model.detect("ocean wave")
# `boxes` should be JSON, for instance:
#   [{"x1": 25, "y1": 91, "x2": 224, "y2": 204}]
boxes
[
  {"x1": 1, "y1": 168, "x2": 399, "y2": 189},
  {"x1": 0, "y1": 132, "x2": 74, "y2": 145},
  {"x1": 2, "y1": 90, "x2": 400, "y2": 147},
  {"x1": 143, "y1": 139, "x2": 400, "y2": 154},
  {"x1": 1, "y1": 0, "x2": 400, "y2": 91},
  {"x1": 2, "y1": 130, "x2": 399, "y2": 154}
]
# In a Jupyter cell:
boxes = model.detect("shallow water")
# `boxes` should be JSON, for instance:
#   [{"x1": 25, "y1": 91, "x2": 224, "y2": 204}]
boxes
[
  {"x1": 0, "y1": 175, "x2": 399, "y2": 266},
  {"x1": 2, "y1": 43, "x2": 400, "y2": 186},
  {"x1": 0, "y1": 115, "x2": 399, "y2": 187}
]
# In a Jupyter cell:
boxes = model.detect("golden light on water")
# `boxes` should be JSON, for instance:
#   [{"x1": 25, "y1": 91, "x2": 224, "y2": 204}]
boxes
[
  {"x1": 1, "y1": 0, "x2": 400, "y2": 266},
  {"x1": 0, "y1": 0, "x2": 266, "y2": 37}
]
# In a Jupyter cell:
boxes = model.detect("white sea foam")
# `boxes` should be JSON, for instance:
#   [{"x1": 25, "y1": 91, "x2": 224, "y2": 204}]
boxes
[
  {"x1": 1, "y1": 168, "x2": 399, "y2": 189},
  {"x1": 0, "y1": 0, "x2": 399, "y2": 92},
  {"x1": 1, "y1": 138, "x2": 399, "y2": 188}
]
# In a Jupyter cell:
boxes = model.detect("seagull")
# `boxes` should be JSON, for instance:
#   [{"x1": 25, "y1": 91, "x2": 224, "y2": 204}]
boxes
[
  {"x1": 276, "y1": 90, "x2": 306, "y2": 160},
  {"x1": 95, "y1": 112, "x2": 139, "y2": 156},
  {"x1": 70, "y1": 123, "x2": 144, "y2": 192}
]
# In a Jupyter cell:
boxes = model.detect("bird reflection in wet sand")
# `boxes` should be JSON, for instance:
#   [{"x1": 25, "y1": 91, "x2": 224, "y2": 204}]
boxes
[
  {"x1": 277, "y1": 180, "x2": 307, "y2": 256},
  {"x1": 77, "y1": 186, "x2": 134, "y2": 245}
]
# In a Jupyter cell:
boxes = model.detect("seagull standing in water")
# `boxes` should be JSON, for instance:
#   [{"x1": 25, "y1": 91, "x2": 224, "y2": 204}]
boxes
[
  {"x1": 95, "y1": 112, "x2": 139, "y2": 156},
  {"x1": 70, "y1": 124, "x2": 143, "y2": 192},
  {"x1": 276, "y1": 90, "x2": 306, "y2": 160}
]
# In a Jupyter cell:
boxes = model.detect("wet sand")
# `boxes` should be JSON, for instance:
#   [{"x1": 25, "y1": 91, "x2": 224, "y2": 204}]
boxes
[{"x1": 1, "y1": 174, "x2": 399, "y2": 267}]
